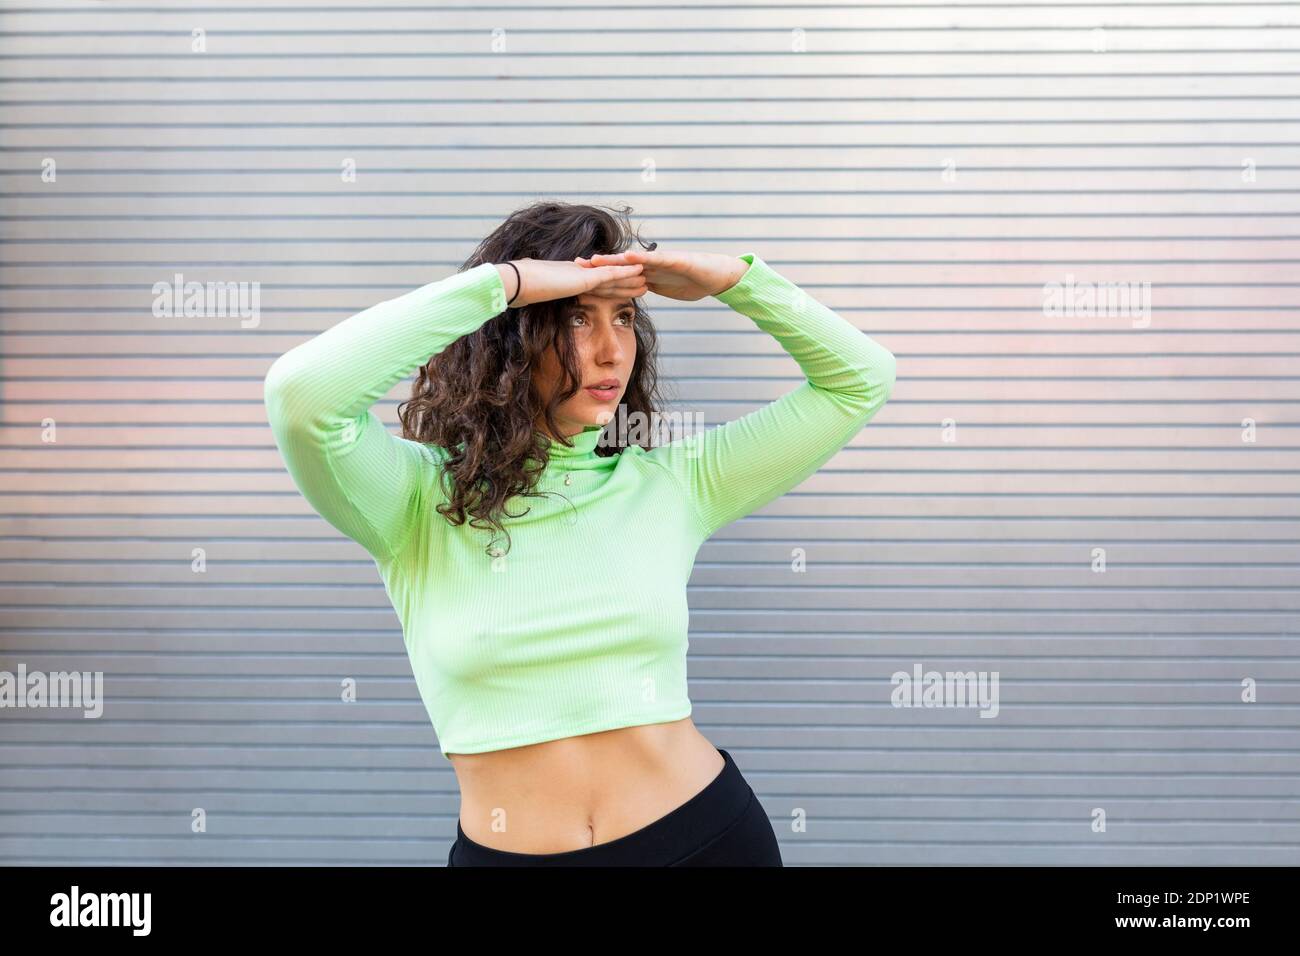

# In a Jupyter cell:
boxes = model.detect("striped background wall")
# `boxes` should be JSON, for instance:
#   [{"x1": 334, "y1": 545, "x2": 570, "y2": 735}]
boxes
[{"x1": 2, "y1": 1, "x2": 1297, "y2": 865}]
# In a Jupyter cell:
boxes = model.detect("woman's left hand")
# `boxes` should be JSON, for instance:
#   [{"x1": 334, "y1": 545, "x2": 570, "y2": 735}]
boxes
[{"x1": 576, "y1": 249, "x2": 748, "y2": 302}]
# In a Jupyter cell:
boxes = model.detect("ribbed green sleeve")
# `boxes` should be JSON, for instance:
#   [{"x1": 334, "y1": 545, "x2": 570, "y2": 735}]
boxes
[
  {"x1": 263, "y1": 262, "x2": 509, "y2": 564},
  {"x1": 645, "y1": 254, "x2": 896, "y2": 541}
]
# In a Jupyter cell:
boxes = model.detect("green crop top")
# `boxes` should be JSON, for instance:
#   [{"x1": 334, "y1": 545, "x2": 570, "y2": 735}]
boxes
[{"x1": 263, "y1": 253, "x2": 896, "y2": 756}]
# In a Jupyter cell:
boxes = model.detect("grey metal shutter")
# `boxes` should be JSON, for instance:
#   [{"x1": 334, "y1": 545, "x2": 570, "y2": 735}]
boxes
[{"x1": 1, "y1": 0, "x2": 1296, "y2": 865}]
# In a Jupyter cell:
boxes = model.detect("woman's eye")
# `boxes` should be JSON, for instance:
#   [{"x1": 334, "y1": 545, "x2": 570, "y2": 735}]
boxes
[{"x1": 569, "y1": 313, "x2": 633, "y2": 326}]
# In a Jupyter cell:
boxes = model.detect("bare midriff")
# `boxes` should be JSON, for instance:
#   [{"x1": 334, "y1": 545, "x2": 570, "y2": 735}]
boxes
[{"x1": 448, "y1": 717, "x2": 726, "y2": 854}]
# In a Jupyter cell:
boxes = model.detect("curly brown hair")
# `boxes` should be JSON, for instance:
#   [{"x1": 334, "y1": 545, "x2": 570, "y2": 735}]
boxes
[{"x1": 397, "y1": 200, "x2": 665, "y2": 557}]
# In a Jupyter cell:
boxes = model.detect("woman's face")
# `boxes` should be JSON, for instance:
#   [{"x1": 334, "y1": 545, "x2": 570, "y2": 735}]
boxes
[{"x1": 532, "y1": 292, "x2": 638, "y2": 438}]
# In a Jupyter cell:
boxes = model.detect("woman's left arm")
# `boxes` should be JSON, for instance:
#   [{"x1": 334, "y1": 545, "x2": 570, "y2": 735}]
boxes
[{"x1": 644, "y1": 253, "x2": 896, "y2": 541}]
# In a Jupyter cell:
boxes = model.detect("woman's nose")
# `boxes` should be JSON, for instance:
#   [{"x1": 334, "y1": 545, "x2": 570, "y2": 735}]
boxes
[{"x1": 591, "y1": 327, "x2": 625, "y2": 363}]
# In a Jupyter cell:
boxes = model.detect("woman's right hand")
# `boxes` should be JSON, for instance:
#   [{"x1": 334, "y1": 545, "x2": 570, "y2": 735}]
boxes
[{"x1": 496, "y1": 258, "x2": 646, "y2": 310}]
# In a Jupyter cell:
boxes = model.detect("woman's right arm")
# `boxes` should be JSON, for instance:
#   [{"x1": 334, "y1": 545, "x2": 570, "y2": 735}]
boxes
[{"x1": 263, "y1": 262, "x2": 513, "y2": 565}]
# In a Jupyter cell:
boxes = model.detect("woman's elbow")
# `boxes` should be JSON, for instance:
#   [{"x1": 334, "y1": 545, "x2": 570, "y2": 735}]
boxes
[
  {"x1": 878, "y1": 348, "x2": 897, "y2": 402},
  {"x1": 263, "y1": 350, "x2": 311, "y2": 435},
  {"x1": 855, "y1": 345, "x2": 897, "y2": 418}
]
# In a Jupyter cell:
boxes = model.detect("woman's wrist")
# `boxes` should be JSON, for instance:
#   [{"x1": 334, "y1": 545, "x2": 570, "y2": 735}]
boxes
[
  {"x1": 495, "y1": 261, "x2": 521, "y2": 306},
  {"x1": 712, "y1": 256, "x2": 751, "y2": 297}
]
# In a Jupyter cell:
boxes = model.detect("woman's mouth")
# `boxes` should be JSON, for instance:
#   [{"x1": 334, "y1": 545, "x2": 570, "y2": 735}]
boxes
[{"x1": 585, "y1": 385, "x2": 619, "y2": 401}]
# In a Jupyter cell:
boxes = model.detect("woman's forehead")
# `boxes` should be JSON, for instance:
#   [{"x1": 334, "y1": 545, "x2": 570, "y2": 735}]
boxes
[{"x1": 573, "y1": 295, "x2": 637, "y2": 309}]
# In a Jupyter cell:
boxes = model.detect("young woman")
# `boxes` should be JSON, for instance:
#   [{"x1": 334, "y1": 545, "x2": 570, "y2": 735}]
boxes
[{"x1": 264, "y1": 202, "x2": 896, "y2": 866}]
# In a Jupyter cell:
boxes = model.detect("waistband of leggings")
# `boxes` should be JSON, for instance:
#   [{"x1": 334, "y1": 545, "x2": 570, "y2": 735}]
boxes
[{"x1": 452, "y1": 747, "x2": 752, "y2": 866}]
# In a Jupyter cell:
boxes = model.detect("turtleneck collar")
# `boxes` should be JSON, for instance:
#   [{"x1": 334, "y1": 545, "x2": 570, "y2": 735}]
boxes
[{"x1": 538, "y1": 424, "x2": 605, "y2": 463}]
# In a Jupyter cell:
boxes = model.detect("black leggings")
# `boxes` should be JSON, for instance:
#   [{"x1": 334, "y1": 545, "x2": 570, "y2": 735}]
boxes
[{"x1": 446, "y1": 747, "x2": 783, "y2": 866}]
